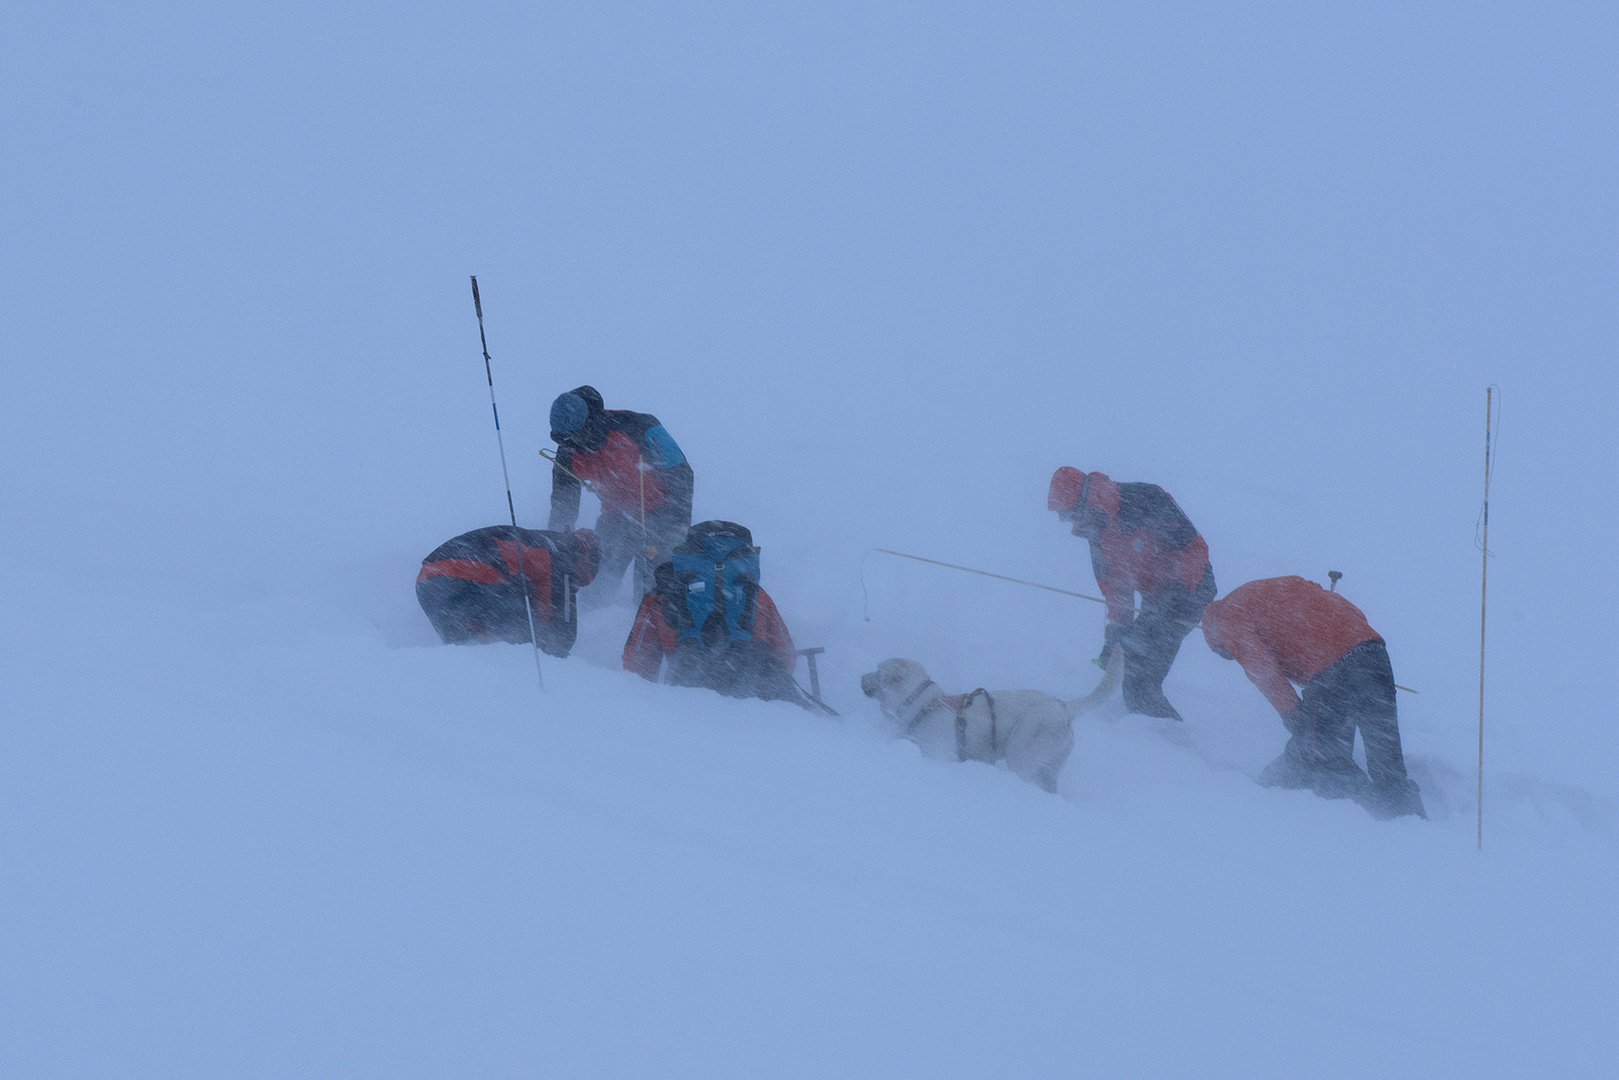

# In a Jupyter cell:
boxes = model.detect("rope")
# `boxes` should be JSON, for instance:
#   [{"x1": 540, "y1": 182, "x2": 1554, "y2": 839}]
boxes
[{"x1": 876, "y1": 549, "x2": 1106, "y2": 604}]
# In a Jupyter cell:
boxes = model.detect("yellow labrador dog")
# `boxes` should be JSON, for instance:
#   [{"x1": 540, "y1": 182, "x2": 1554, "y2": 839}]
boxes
[{"x1": 860, "y1": 647, "x2": 1122, "y2": 792}]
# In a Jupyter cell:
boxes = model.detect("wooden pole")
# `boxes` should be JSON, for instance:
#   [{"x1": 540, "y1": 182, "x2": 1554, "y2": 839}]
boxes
[{"x1": 1478, "y1": 387, "x2": 1493, "y2": 850}]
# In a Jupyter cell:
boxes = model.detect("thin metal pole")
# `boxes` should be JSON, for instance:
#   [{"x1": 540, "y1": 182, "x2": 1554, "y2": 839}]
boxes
[
  {"x1": 876, "y1": 548, "x2": 1108, "y2": 605},
  {"x1": 470, "y1": 276, "x2": 544, "y2": 690},
  {"x1": 637, "y1": 453, "x2": 656, "y2": 594},
  {"x1": 1478, "y1": 387, "x2": 1493, "y2": 849}
]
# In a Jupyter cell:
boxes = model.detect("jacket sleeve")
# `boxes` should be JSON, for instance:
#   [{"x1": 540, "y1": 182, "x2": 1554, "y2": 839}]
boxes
[
  {"x1": 658, "y1": 462, "x2": 694, "y2": 525},
  {"x1": 751, "y1": 591, "x2": 798, "y2": 672},
  {"x1": 627, "y1": 418, "x2": 691, "y2": 521},
  {"x1": 1228, "y1": 631, "x2": 1301, "y2": 716},
  {"x1": 1090, "y1": 533, "x2": 1136, "y2": 624},
  {"x1": 1172, "y1": 535, "x2": 1212, "y2": 593},
  {"x1": 548, "y1": 446, "x2": 582, "y2": 532},
  {"x1": 622, "y1": 593, "x2": 671, "y2": 681}
]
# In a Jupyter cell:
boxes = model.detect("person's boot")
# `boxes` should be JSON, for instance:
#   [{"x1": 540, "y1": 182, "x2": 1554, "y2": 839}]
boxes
[
  {"x1": 1121, "y1": 675, "x2": 1183, "y2": 720},
  {"x1": 1257, "y1": 741, "x2": 1314, "y2": 789},
  {"x1": 1309, "y1": 757, "x2": 1371, "y2": 802},
  {"x1": 1360, "y1": 777, "x2": 1427, "y2": 820},
  {"x1": 1131, "y1": 693, "x2": 1183, "y2": 722}
]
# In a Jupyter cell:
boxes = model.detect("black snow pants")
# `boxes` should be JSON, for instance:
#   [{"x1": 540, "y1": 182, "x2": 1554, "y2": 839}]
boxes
[
  {"x1": 1278, "y1": 639, "x2": 1425, "y2": 819},
  {"x1": 1121, "y1": 564, "x2": 1216, "y2": 720}
]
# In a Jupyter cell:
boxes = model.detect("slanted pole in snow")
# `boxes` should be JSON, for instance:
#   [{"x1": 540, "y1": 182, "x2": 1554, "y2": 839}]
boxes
[
  {"x1": 470, "y1": 276, "x2": 545, "y2": 691},
  {"x1": 875, "y1": 548, "x2": 1108, "y2": 606},
  {"x1": 1478, "y1": 386, "x2": 1496, "y2": 850}
]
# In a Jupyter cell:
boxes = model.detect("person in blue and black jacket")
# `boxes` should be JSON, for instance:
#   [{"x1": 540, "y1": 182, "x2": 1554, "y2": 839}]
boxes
[{"x1": 546, "y1": 385, "x2": 694, "y2": 603}]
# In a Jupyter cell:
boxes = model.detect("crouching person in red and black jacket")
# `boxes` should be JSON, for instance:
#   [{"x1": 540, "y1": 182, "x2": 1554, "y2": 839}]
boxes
[
  {"x1": 1048, "y1": 466, "x2": 1216, "y2": 721},
  {"x1": 622, "y1": 521, "x2": 803, "y2": 704},
  {"x1": 416, "y1": 525, "x2": 599, "y2": 657},
  {"x1": 1202, "y1": 576, "x2": 1425, "y2": 820}
]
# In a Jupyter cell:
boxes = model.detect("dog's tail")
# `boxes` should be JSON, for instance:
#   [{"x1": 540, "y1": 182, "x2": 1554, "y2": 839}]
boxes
[{"x1": 1065, "y1": 644, "x2": 1122, "y2": 719}]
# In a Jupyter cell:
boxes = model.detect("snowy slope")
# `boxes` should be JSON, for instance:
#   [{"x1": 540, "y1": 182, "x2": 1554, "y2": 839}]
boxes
[{"x1": 4, "y1": 3, "x2": 1617, "y2": 1077}]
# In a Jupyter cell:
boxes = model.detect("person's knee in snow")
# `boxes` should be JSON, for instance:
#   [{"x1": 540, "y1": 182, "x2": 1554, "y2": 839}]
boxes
[{"x1": 1202, "y1": 576, "x2": 1425, "y2": 820}]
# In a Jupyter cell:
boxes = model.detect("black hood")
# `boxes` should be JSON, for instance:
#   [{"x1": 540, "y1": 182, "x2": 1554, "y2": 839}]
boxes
[{"x1": 553, "y1": 384, "x2": 609, "y2": 451}]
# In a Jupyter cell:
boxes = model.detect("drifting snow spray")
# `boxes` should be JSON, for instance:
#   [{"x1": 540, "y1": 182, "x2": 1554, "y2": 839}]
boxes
[{"x1": 469, "y1": 276, "x2": 545, "y2": 691}]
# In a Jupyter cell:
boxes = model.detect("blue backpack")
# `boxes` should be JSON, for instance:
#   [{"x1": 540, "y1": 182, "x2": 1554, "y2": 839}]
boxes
[{"x1": 659, "y1": 521, "x2": 761, "y2": 649}]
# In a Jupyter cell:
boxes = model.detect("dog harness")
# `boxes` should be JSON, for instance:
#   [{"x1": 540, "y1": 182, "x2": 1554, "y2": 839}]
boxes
[{"x1": 898, "y1": 681, "x2": 999, "y2": 763}]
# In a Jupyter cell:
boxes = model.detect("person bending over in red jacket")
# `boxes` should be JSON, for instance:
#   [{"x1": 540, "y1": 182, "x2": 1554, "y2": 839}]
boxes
[
  {"x1": 1048, "y1": 466, "x2": 1216, "y2": 721},
  {"x1": 1202, "y1": 576, "x2": 1425, "y2": 820},
  {"x1": 548, "y1": 385, "x2": 694, "y2": 605}
]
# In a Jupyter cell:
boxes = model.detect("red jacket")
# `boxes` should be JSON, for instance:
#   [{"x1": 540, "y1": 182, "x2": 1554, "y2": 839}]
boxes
[
  {"x1": 1201, "y1": 576, "x2": 1382, "y2": 715},
  {"x1": 570, "y1": 429, "x2": 669, "y2": 514},
  {"x1": 415, "y1": 526, "x2": 598, "y2": 624},
  {"x1": 622, "y1": 586, "x2": 797, "y2": 681},
  {"x1": 1049, "y1": 468, "x2": 1210, "y2": 623},
  {"x1": 548, "y1": 407, "x2": 694, "y2": 532}
]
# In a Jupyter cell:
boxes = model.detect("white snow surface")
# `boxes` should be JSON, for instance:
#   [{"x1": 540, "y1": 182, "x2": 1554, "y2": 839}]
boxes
[{"x1": 3, "y1": 4, "x2": 1617, "y2": 1077}]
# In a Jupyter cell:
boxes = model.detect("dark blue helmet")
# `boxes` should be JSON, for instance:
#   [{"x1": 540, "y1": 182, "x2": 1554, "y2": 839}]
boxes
[
  {"x1": 550, "y1": 386, "x2": 606, "y2": 447},
  {"x1": 550, "y1": 392, "x2": 590, "y2": 437}
]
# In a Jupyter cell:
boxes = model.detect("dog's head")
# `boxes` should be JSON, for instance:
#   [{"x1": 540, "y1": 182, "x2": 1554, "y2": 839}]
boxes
[{"x1": 860, "y1": 658, "x2": 934, "y2": 720}]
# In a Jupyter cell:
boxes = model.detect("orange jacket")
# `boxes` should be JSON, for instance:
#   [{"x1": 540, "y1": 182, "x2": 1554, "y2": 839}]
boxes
[
  {"x1": 623, "y1": 586, "x2": 797, "y2": 681},
  {"x1": 1049, "y1": 468, "x2": 1210, "y2": 623},
  {"x1": 1201, "y1": 576, "x2": 1382, "y2": 715}
]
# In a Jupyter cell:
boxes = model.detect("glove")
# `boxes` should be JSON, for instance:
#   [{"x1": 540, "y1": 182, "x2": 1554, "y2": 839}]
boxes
[{"x1": 1094, "y1": 622, "x2": 1128, "y2": 667}]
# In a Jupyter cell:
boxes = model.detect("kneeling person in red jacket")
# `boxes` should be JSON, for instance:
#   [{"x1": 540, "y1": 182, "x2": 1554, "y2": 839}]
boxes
[
  {"x1": 1202, "y1": 576, "x2": 1425, "y2": 820},
  {"x1": 1048, "y1": 466, "x2": 1216, "y2": 721},
  {"x1": 416, "y1": 525, "x2": 600, "y2": 658},
  {"x1": 622, "y1": 521, "x2": 803, "y2": 704}
]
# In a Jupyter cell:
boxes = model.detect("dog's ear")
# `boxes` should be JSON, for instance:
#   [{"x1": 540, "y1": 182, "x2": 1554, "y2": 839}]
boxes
[
  {"x1": 875, "y1": 660, "x2": 903, "y2": 687},
  {"x1": 877, "y1": 659, "x2": 922, "y2": 688}
]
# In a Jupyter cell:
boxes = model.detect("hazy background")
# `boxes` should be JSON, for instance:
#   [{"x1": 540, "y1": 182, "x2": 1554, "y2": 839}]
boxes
[
  {"x1": 3, "y1": 3, "x2": 1616, "y2": 1075},
  {"x1": 8, "y1": 4, "x2": 1615, "y2": 780}
]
